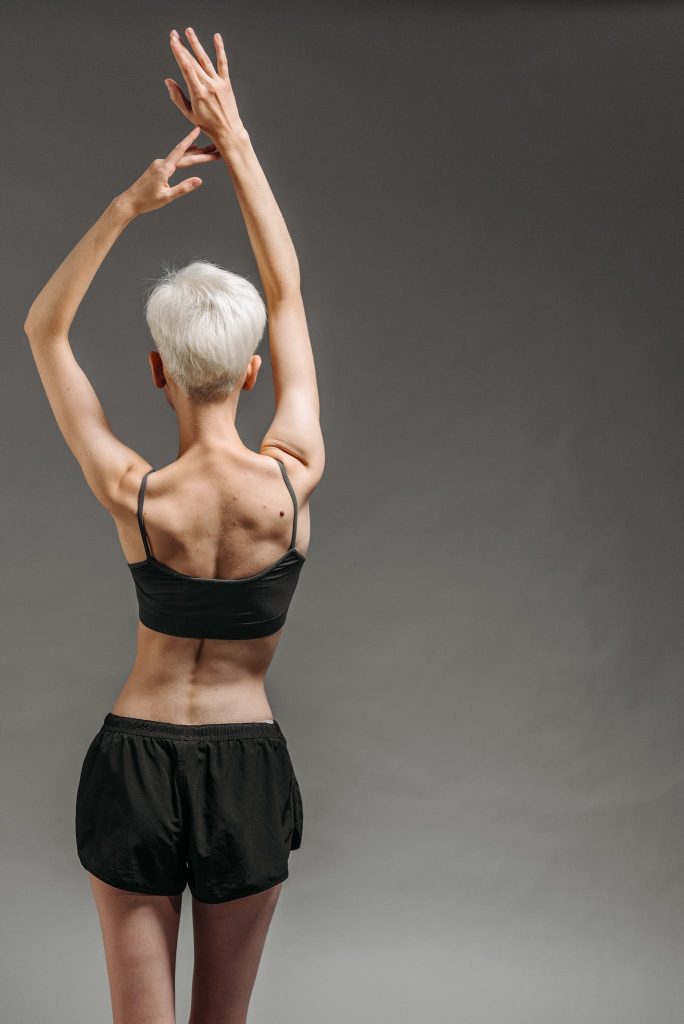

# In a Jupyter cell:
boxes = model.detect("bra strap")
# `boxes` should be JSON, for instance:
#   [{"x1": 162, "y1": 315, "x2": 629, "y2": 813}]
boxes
[
  {"x1": 274, "y1": 459, "x2": 298, "y2": 550},
  {"x1": 136, "y1": 469, "x2": 154, "y2": 559}
]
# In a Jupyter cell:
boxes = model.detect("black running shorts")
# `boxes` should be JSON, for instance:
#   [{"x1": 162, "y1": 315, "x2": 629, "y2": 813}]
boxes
[{"x1": 75, "y1": 713, "x2": 303, "y2": 903}]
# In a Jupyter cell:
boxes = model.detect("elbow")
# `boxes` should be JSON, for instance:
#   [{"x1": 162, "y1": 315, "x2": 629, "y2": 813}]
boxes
[
  {"x1": 23, "y1": 304, "x2": 43, "y2": 337},
  {"x1": 23, "y1": 310, "x2": 59, "y2": 340},
  {"x1": 23, "y1": 319, "x2": 42, "y2": 342},
  {"x1": 23, "y1": 306, "x2": 35, "y2": 335}
]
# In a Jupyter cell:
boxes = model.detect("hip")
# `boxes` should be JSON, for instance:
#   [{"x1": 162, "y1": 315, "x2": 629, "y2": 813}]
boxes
[
  {"x1": 75, "y1": 712, "x2": 304, "y2": 900},
  {"x1": 76, "y1": 712, "x2": 304, "y2": 849}
]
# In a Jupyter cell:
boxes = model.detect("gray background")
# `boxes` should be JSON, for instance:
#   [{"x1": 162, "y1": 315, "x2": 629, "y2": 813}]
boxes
[{"x1": 2, "y1": 1, "x2": 683, "y2": 1021}]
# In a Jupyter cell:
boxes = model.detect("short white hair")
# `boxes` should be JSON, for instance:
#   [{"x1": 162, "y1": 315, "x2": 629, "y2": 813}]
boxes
[{"x1": 144, "y1": 259, "x2": 267, "y2": 401}]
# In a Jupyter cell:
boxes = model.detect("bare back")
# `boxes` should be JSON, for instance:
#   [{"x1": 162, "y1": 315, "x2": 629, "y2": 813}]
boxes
[{"x1": 109, "y1": 448, "x2": 314, "y2": 724}]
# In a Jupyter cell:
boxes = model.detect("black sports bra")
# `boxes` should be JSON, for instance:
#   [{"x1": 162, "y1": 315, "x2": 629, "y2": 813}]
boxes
[{"x1": 127, "y1": 458, "x2": 306, "y2": 640}]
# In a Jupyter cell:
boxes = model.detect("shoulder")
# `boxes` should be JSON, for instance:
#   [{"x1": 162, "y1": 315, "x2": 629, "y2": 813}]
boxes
[
  {"x1": 258, "y1": 446, "x2": 324, "y2": 505},
  {"x1": 106, "y1": 459, "x2": 155, "y2": 517}
]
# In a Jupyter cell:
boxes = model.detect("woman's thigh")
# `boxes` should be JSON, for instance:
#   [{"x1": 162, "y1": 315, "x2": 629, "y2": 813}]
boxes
[
  {"x1": 89, "y1": 874, "x2": 183, "y2": 1024},
  {"x1": 189, "y1": 881, "x2": 283, "y2": 1024}
]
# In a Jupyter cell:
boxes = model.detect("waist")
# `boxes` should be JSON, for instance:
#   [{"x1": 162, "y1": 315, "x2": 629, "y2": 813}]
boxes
[
  {"x1": 114, "y1": 665, "x2": 276, "y2": 725},
  {"x1": 101, "y1": 712, "x2": 281, "y2": 740}
]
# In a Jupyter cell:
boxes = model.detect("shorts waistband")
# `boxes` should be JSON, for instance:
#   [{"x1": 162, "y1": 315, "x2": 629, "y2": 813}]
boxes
[{"x1": 102, "y1": 712, "x2": 285, "y2": 741}]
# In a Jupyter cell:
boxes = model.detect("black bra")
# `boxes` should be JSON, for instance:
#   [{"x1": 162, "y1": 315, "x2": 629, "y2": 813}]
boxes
[{"x1": 127, "y1": 458, "x2": 306, "y2": 640}]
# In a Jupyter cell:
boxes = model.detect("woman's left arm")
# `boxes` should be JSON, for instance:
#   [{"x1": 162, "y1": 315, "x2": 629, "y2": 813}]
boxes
[{"x1": 23, "y1": 125, "x2": 220, "y2": 511}]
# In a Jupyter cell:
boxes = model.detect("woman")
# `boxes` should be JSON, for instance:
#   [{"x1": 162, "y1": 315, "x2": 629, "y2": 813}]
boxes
[{"x1": 23, "y1": 26, "x2": 324, "y2": 1024}]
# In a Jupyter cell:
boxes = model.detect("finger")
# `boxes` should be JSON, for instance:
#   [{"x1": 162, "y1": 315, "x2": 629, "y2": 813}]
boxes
[
  {"x1": 176, "y1": 151, "x2": 222, "y2": 167},
  {"x1": 166, "y1": 176, "x2": 203, "y2": 202},
  {"x1": 164, "y1": 125, "x2": 201, "y2": 167},
  {"x1": 184, "y1": 26, "x2": 217, "y2": 76},
  {"x1": 213, "y1": 32, "x2": 229, "y2": 80},
  {"x1": 170, "y1": 29, "x2": 209, "y2": 88},
  {"x1": 175, "y1": 141, "x2": 221, "y2": 161},
  {"x1": 165, "y1": 78, "x2": 193, "y2": 118}
]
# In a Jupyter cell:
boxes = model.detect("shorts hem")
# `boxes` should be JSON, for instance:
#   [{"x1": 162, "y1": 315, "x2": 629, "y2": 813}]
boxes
[
  {"x1": 190, "y1": 868, "x2": 290, "y2": 904},
  {"x1": 78, "y1": 853, "x2": 186, "y2": 898}
]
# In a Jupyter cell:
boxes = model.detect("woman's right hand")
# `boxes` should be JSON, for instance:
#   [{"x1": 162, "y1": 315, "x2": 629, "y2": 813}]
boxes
[{"x1": 165, "y1": 27, "x2": 247, "y2": 147}]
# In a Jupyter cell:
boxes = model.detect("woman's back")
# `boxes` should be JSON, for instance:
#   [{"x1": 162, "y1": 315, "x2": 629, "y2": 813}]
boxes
[{"x1": 110, "y1": 447, "x2": 314, "y2": 724}]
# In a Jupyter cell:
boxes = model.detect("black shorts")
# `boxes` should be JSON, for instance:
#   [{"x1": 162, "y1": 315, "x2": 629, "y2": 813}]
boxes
[{"x1": 75, "y1": 713, "x2": 303, "y2": 903}]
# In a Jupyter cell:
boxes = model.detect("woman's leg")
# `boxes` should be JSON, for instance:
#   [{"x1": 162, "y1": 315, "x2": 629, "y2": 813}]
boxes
[
  {"x1": 89, "y1": 873, "x2": 183, "y2": 1024},
  {"x1": 189, "y1": 881, "x2": 283, "y2": 1024}
]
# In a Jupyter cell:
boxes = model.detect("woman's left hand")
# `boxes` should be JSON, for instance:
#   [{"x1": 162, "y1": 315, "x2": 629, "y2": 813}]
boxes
[{"x1": 117, "y1": 125, "x2": 221, "y2": 217}]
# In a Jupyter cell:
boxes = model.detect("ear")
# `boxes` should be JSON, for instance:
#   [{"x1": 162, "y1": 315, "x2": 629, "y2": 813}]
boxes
[
  {"x1": 241, "y1": 354, "x2": 262, "y2": 391},
  {"x1": 148, "y1": 350, "x2": 167, "y2": 389}
]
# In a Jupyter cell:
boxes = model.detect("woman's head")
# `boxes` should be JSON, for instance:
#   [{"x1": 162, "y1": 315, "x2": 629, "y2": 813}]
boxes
[{"x1": 144, "y1": 259, "x2": 267, "y2": 402}]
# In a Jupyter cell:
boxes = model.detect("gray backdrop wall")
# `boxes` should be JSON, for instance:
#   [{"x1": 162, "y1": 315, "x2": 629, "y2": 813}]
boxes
[{"x1": 2, "y1": 1, "x2": 683, "y2": 1022}]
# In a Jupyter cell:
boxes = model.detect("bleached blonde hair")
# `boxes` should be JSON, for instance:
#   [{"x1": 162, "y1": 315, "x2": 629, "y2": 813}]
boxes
[{"x1": 144, "y1": 259, "x2": 267, "y2": 401}]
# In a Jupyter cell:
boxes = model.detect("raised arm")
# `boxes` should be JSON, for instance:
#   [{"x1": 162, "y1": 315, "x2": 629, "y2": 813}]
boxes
[
  {"x1": 221, "y1": 132, "x2": 324, "y2": 482},
  {"x1": 166, "y1": 28, "x2": 325, "y2": 486},
  {"x1": 23, "y1": 126, "x2": 220, "y2": 510}
]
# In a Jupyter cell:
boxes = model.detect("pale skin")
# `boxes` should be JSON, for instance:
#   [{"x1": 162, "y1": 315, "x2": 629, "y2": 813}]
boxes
[{"x1": 24, "y1": 25, "x2": 324, "y2": 1024}]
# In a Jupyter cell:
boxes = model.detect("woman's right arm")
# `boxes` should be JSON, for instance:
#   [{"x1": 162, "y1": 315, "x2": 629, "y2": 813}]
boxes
[{"x1": 167, "y1": 28, "x2": 324, "y2": 483}]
